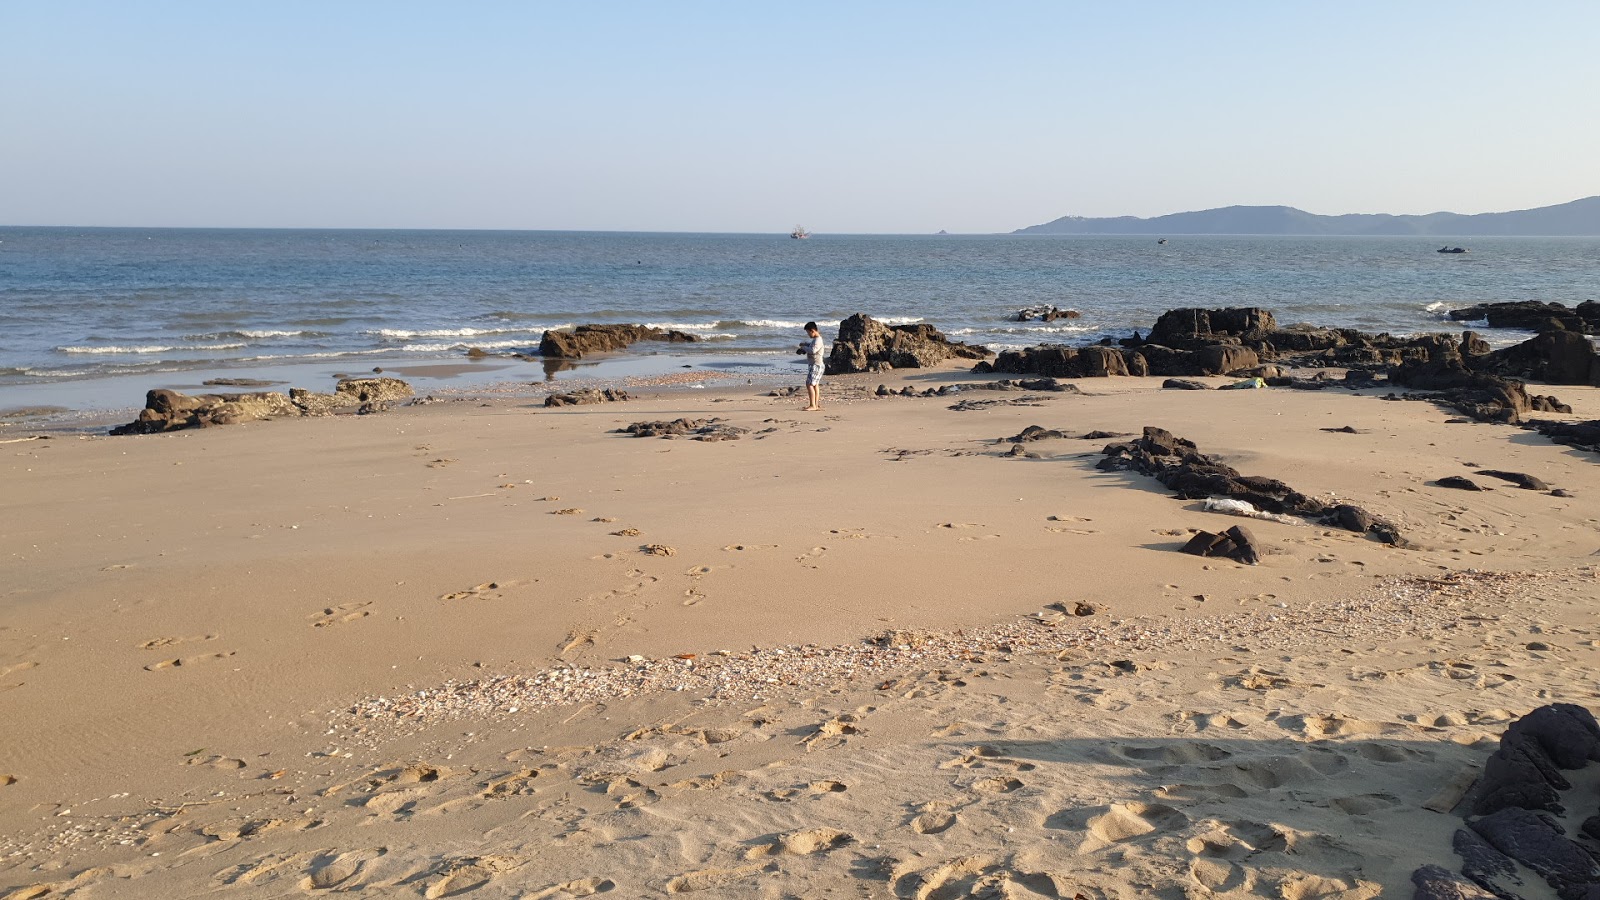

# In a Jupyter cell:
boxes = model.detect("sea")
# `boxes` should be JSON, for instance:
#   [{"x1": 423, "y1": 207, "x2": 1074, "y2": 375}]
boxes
[{"x1": 2, "y1": 227, "x2": 1598, "y2": 428}]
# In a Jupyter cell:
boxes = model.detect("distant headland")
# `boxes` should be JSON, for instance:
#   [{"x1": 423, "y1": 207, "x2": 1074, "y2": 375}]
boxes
[{"x1": 1014, "y1": 196, "x2": 1600, "y2": 236}]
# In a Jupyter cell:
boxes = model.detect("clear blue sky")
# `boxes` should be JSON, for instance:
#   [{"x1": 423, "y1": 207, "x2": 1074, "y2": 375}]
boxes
[{"x1": 3, "y1": 2, "x2": 1596, "y2": 232}]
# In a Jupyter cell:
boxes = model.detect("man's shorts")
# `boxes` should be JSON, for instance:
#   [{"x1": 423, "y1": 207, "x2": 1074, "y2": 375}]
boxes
[{"x1": 807, "y1": 364, "x2": 824, "y2": 386}]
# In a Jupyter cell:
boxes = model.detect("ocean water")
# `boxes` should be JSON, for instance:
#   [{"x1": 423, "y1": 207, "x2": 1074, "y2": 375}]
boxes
[{"x1": 2, "y1": 227, "x2": 1597, "y2": 415}]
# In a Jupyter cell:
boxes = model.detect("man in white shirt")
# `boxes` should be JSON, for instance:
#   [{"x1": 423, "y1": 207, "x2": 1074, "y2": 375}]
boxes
[{"x1": 799, "y1": 321, "x2": 824, "y2": 411}]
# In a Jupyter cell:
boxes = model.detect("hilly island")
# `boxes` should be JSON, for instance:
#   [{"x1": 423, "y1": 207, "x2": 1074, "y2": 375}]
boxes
[{"x1": 1015, "y1": 195, "x2": 1600, "y2": 236}]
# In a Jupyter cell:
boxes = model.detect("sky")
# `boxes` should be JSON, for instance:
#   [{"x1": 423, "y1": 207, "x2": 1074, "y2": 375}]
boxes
[{"x1": 2, "y1": 2, "x2": 1597, "y2": 233}]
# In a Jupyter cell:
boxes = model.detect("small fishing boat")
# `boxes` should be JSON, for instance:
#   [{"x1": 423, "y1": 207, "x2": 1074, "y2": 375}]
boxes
[
  {"x1": 1437, "y1": 245, "x2": 1468, "y2": 254},
  {"x1": 790, "y1": 225, "x2": 811, "y2": 239}
]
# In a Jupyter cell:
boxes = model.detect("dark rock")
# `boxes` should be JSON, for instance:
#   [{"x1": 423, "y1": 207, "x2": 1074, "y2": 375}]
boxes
[
  {"x1": 1476, "y1": 471, "x2": 1551, "y2": 491},
  {"x1": 1552, "y1": 489, "x2": 1576, "y2": 497},
  {"x1": 1223, "y1": 524, "x2": 1260, "y2": 565},
  {"x1": 539, "y1": 324, "x2": 700, "y2": 359},
  {"x1": 1078, "y1": 346, "x2": 1129, "y2": 377},
  {"x1": 1006, "y1": 425, "x2": 1066, "y2": 443},
  {"x1": 1436, "y1": 476, "x2": 1486, "y2": 491},
  {"x1": 1147, "y1": 307, "x2": 1278, "y2": 349},
  {"x1": 1330, "y1": 504, "x2": 1375, "y2": 533},
  {"x1": 1080, "y1": 431, "x2": 1130, "y2": 440},
  {"x1": 1162, "y1": 379, "x2": 1211, "y2": 390},
  {"x1": 1123, "y1": 351, "x2": 1150, "y2": 377},
  {"x1": 1452, "y1": 827, "x2": 1525, "y2": 899},
  {"x1": 826, "y1": 314, "x2": 990, "y2": 375},
  {"x1": 545, "y1": 388, "x2": 631, "y2": 407},
  {"x1": 1321, "y1": 426, "x2": 1362, "y2": 433},
  {"x1": 1411, "y1": 864, "x2": 1501, "y2": 900},
  {"x1": 1462, "y1": 331, "x2": 1494, "y2": 357},
  {"x1": 1015, "y1": 305, "x2": 1081, "y2": 322},
  {"x1": 619, "y1": 418, "x2": 747, "y2": 441},
  {"x1": 1181, "y1": 532, "x2": 1227, "y2": 556},
  {"x1": 1450, "y1": 301, "x2": 1595, "y2": 334},
  {"x1": 1197, "y1": 344, "x2": 1260, "y2": 376},
  {"x1": 1484, "y1": 330, "x2": 1600, "y2": 386},
  {"x1": 1468, "y1": 807, "x2": 1600, "y2": 892},
  {"x1": 1343, "y1": 369, "x2": 1378, "y2": 384},
  {"x1": 1503, "y1": 704, "x2": 1600, "y2": 768},
  {"x1": 1473, "y1": 731, "x2": 1569, "y2": 816},
  {"x1": 1526, "y1": 420, "x2": 1600, "y2": 457}
]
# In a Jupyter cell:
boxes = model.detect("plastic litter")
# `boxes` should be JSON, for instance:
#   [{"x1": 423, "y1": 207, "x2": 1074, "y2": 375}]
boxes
[
  {"x1": 1222, "y1": 377, "x2": 1266, "y2": 390},
  {"x1": 1202, "y1": 497, "x2": 1302, "y2": 526}
]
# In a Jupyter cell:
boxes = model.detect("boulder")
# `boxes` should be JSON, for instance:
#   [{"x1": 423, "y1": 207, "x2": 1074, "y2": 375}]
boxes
[
  {"x1": 1146, "y1": 307, "x2": 1277, "y2": 349},
  {"x1": 1435, "y1": 476, "x2": 1485, "y2": 491},
  {"x1": 1451, "y1": 828, "x2": 1523, "y2": 900},
  {"x1": 539, "y1": 324, "x2": 700, "y2": 359},
  {"x1": 1162, "y1": 379, "x2": 1210, "y2": 390},
  {"x1": 1015, "y1": 305, "x2": 1081, "y2": 322},
  {"x1": 1476, "y1": 470, "x2": 1550, "y2": 491},
  {"x1": 1196, "y1": 344, "x2": 1260, "y2": 376},
  {"x1": 1078, "y1": 346, "x2": 1129, "y2": 377},
  {"x1": 827, "y1": 314, "x2": 990, "y2": 375}
]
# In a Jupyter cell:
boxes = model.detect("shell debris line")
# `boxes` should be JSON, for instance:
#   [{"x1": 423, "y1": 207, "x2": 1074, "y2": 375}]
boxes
[{"x1": 347, "y1": 569, "x2": 1573, "y2": 724}]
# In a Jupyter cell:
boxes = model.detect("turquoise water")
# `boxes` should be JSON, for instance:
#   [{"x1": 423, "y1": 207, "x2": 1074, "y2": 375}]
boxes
[{"x1": 2, "y1": 228, "x2": 1597, "y2": 410}]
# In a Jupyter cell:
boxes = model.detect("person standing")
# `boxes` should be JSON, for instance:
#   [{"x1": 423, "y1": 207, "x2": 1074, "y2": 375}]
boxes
[{"x1": 799, "y1": 321, "x2": 824, "y2": 411}]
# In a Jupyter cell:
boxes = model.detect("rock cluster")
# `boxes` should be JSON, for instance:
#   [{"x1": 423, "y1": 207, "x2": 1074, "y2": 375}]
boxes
[
  {"x1": 874, "y1": 378, "x2": 1081, "y2": 399},
  {"x1": 1416, "y1": 704, "x2": 1600, "y2": 899},
  {"x1": 1096, "y1": 426, "x2": 1405, "y2": 546},
  {"x1": 543, "y1": 388, "x2": 631, "y2": 407},
  {"x1": 824, "y1": 314, "x2": 991, "y2": 375},
  {"x1": 1449, "y1": 300, "x2": 1600, "y2": 335},
  {"x1": 110, "y1": 378, "x2": 413, "y2": 435},
  {"x1": 1387, "y1": 334, "x2": 1578, "y2": 423},
  {"x1": 1014, "y1": 305, "x2": 1081, "y2": 322},
  {"x1": 539, "y1": 324, "x2": 700, "y2": 359},
  {"x1": 1528, "y1": 420, "x2": 1600, "y2": 456},
  {"x1": 618, "y1": 418, "x2": 747, "y2": 441}
]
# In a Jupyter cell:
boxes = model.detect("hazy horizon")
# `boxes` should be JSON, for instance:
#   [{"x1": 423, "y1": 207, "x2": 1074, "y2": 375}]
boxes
[{"x1": 3, "y1": 2, "x2": 1597, "y2": 233}]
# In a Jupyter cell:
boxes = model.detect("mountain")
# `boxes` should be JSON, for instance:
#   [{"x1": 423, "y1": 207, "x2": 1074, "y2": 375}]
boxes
[{"x1": 1013, "y1": 196, "x2": 1600, "y2": 236}]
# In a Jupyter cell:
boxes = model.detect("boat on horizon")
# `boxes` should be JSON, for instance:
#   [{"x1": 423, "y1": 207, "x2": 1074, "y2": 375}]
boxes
[
  {"x1": 790, "y1": 225, "x2": 811, "y2": 239},
  {"x1": 1437, "y1": 245, "x2": 1468, "y2": 254}
]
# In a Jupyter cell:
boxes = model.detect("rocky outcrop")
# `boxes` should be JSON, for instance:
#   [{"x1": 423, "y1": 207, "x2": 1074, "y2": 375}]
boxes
[
  {"x1": 1015, "y1": 305, "x2": 1080, "y2": 322},
  {"x1": 1096, "y1": 426, "x2": 1405, "y2": 545},
  {"x1": 1145, "y1": 307, "x2": 1278, "y2": 348},
  {"x1": 618, "y1": 418, "x2": 746, "y2": 441},
  {"x1": 825, "y1": 314, "x2": 991, "y2": 375},
  {"x1": 1449, "y1": 300, "x2": 1600, "y2": 335},
  {"x1": 544, "y1": 388, "x2": 631, "y2": 407},
  {"x1": 1479, "y1": 329, "x2": 1600, "y2": 386},
  {"x1": 1180, "y1": 525, "x2": 1261, "y2": 565},
  {"x1": 539, "y1": 324, "x2": 700, "y2": 359},
  {"x1": 1526, "y1": 419, "x2": 1600, "y2": 456},
  {"x1": 1419, "y1": 704, "x2": 1600, "y2": 897},
  {"x1": 110, "y1": 378, "x2": 414, "y2": 435}
]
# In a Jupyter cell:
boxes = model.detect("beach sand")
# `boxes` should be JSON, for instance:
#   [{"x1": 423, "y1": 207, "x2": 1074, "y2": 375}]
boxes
[{"x1": 2, "y1": 363, "x2": 1598, "y2": 898}]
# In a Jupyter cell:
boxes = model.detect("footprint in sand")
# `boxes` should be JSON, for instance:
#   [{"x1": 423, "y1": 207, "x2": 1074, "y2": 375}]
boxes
[
  {"x1": 795, "y1": 546, "x2": 827, "y2": 565},
  {"x1": 301, "y1": 848, "x2": 386, "y2": 891},
  {"x1": 1084, "y1": 802, "x2": 1190, "y2": 844},
  {"x1": 425, "y1": 458, "x2": 456, "y2": 468},
  {"x1": 424, "y1": 855, "x2": 524, "y2": 899},
  {"x1": 665, "y1": 864, "x2": 766, "y2": 894},
  {"x1": 911, "y1": 802, "x2": 957, "y2": 835},
  {"x1": 480, "y1": 769, "x2": 540, "y2": 798},
  {"x1": 145, "y1": 651, "x2": 236, "y2": 672},
  {"x1": 439, "y1": 582, "x2": 500, "y2": 601},
  {"x1": 552, "y1": 508, "x2": 585, "y2": 516},
  {"x1": 526, "y1": 878, "x2": 617, "y2": 899},
  {"x1": 0, "y1": 661, "x2": 39, "y2": 679},
  {"x1": 138, "y1": 635, "x2": 215, "y2": 650},
  {"x1": 745, "y1": 827, "x2": 854, "y2": 858},
  {"x1": 309, "y1": 602, "x2": 373, "y2": 628},
  {"x1": 1046, "y1": 526, "x2": 1099, "y2": 535}
]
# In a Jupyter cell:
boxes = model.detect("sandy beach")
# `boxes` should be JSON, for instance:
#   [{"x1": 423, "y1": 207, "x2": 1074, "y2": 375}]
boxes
[{"x1": 3, "y1": 362, "x2": 1598, "y2": 898}]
